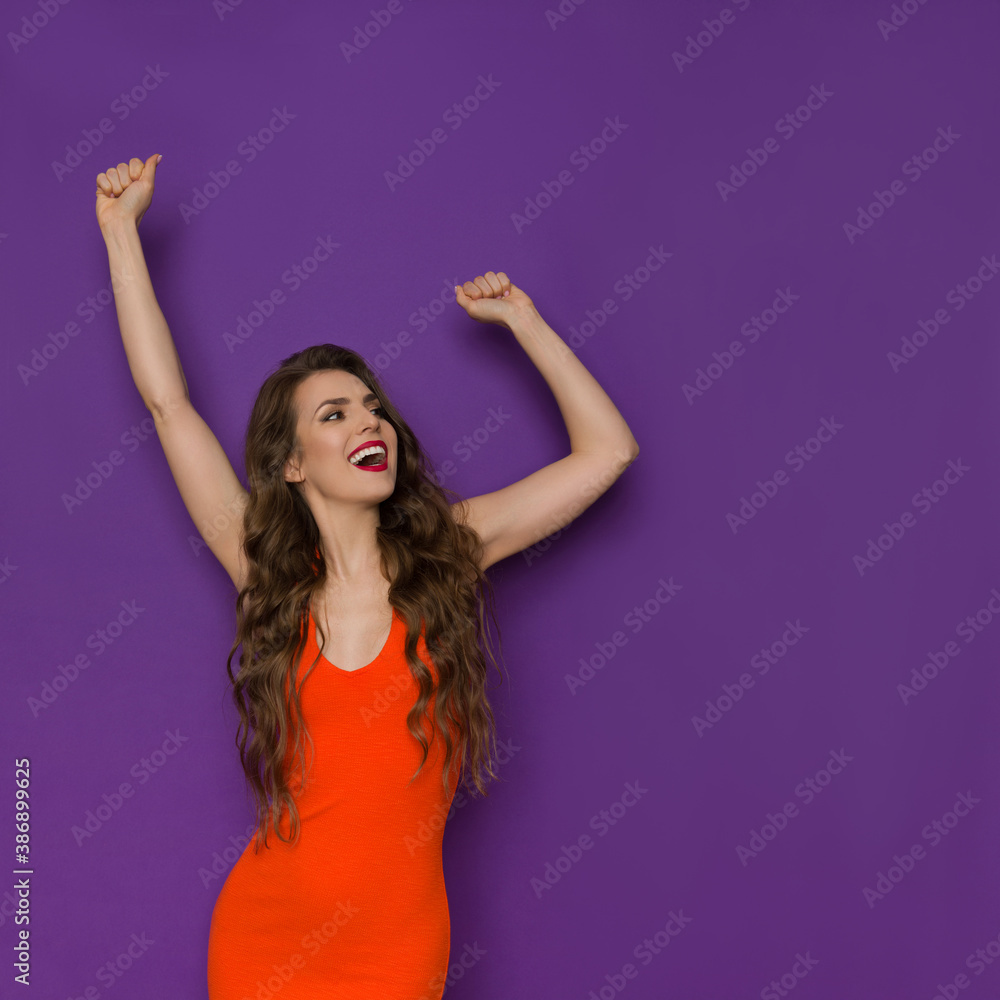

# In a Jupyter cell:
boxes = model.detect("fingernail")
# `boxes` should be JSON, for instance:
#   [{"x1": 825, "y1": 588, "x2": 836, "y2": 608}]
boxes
[{"x1": 156, "y1": 154, "x2": 162, "y2": 163}]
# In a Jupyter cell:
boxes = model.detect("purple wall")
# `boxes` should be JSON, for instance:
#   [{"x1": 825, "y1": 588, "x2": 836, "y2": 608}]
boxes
[{"x1": 3, "y1": 0, "x2": 1000, "y2": 996}]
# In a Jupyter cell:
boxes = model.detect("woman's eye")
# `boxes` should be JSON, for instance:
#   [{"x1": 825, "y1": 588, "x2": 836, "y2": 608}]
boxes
[{"x1": 323, "y1": 406, "x2": 384, "y2": 422}]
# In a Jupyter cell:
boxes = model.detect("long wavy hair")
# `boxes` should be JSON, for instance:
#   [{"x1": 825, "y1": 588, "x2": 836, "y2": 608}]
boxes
[{"x1": 225, "y1": 345, "x2": 506, "y2": 851}]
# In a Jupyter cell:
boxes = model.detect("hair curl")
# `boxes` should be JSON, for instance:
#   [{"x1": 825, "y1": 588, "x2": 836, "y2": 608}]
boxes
[{"x1": 224, "y1": 344, "x2": 506, "y2": 851}]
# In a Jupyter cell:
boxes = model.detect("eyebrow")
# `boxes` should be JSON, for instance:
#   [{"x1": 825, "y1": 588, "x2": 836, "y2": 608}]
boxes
[{"x1": 313, "y1": 392, "x2": 380, "y2": 416}]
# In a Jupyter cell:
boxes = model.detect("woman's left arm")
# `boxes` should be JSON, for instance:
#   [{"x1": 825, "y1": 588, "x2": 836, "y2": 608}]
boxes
[{"x1": 452, "y1": 271, "x2": 640, "y2": 571}]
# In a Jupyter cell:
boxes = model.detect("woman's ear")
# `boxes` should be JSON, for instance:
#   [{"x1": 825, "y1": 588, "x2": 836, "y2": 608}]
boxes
[{"x1": 283, "y1": 452, "x2": 302, "y2": 483}]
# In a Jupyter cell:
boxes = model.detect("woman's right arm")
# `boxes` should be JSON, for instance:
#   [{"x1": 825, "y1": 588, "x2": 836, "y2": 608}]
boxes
[{"x1": 96, "y1": 155, "x2": 249, "y2": 592}]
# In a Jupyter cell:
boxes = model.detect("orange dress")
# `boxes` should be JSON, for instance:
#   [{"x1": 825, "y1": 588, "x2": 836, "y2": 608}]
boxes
[{"x1": 207, "y1": 604, "x2": 460, "y2": 999}]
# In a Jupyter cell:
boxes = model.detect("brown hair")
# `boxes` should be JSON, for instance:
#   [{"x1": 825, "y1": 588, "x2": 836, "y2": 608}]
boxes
[{"x1": 225, "y1": 344, "x2": 506, "y2": 850}]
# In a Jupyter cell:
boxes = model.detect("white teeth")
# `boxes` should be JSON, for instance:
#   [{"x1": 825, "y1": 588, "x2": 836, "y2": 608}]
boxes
[{"x1": 349, "y1": 445, "x2": 386, "y2": 465}]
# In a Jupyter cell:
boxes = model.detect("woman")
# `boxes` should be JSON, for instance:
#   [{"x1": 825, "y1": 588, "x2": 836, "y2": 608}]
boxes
[{"x1": 95, "y1": 153, "x2": 640, "y2": 999}]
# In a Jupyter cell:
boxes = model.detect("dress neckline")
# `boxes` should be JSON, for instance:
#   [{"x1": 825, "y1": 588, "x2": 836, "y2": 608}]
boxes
[{"x1": 309, "y1": 605, "x2": 397, "y2": 675}]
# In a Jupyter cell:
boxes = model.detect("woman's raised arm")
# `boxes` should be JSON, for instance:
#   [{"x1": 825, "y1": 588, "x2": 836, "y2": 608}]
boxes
[
  {"x1": 451, "y1": 271, "x2": 639, "y2": 571},
  {"x1": 96, "y1": 155, "x2": 249, "y2": 591}
]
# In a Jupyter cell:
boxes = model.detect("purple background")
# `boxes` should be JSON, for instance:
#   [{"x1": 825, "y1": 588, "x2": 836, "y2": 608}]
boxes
[{"x1": 3, "y1": 0, "x2": 1000, "y2": 996}]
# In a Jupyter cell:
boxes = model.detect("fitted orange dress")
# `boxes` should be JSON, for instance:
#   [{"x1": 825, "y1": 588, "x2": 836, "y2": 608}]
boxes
[{"x1": 207, "y1": 604, "x2": 460, "y2": 999}]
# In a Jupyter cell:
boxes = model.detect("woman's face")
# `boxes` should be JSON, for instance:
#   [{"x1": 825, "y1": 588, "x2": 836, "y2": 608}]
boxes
[{"x1": 284, "y1": 369, "x2": 398, "y2": 505}]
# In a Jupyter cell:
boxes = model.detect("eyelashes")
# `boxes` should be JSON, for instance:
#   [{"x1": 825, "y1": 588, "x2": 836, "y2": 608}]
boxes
[{"x1": 323, "y1": 406, "x2": 385, "y2": 422}]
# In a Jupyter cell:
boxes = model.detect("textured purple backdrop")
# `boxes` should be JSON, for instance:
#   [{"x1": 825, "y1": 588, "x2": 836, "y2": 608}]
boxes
[{"x1": 3, "y1": 0, "x2": 1000, "y2": 997}]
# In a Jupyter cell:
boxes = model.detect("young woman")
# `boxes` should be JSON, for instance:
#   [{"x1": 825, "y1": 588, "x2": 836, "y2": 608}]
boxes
[{"x1": 94, "y1": 153, "x2": 639, "y2": 999}]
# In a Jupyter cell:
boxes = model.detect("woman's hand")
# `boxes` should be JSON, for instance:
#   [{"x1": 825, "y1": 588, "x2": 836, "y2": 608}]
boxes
[
  {"x1": 454, "y1": 271, "x2": 537, "y2": 329},
  {"x1": 95, "y1": 154, "x2": 161, "y2": 233}
]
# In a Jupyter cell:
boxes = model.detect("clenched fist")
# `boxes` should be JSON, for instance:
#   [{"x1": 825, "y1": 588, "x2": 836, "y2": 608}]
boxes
[
  {"x1": 95, "y1": 153, "x2": 161, "y2": 233},
  {"x1": 454, "y1": 271, "x2": 537, "y2": 329}
]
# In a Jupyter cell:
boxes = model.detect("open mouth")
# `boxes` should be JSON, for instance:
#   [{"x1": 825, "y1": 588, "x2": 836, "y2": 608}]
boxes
[{"x1": 348, "y1": 443, "x2": 388, "y2": 470}]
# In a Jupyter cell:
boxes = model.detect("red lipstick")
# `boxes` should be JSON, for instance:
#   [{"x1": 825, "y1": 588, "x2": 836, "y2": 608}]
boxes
[{"x1": 348, "y1": 439, "x2": 388, "y2": 471}]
